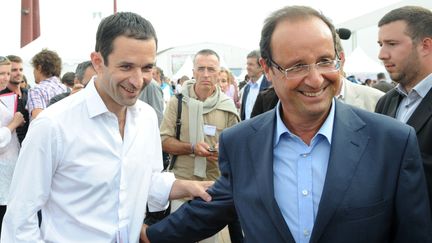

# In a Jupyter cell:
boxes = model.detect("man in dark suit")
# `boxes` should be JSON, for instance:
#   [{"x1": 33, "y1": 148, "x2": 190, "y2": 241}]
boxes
[
  {"x1": 143, "y1": 6, "x2": 432, "y2": 243},
  {"x1": 375, "y1": 6, "x2": 432, "y2": 214},
  {"x1": 250, "y1": 86, "x2": 278, "y2": 118},
  {"x1": 239, "y1": 50, "x2": 270, "y2": 120}
]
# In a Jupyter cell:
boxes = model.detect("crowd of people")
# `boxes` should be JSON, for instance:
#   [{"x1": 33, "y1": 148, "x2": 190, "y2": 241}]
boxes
[{"x1": 0, "y1": 4, "x2": 431, "y2": 243}]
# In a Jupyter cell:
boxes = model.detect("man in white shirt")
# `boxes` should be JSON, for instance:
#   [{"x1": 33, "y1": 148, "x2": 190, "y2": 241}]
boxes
[{"x1": 1, "y1": 12, "x2": 211, "y2": 243}]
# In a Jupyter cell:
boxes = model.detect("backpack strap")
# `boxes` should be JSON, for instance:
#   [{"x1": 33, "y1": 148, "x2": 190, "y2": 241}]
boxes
[{"x1": 168, "y1": 93, "x2": 183, "y2": 170}]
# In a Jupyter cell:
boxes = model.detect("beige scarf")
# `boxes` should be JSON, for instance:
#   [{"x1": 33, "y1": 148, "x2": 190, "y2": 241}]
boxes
[{"x1": 181, "y1": 79, "x2": 239, "y2": 178}]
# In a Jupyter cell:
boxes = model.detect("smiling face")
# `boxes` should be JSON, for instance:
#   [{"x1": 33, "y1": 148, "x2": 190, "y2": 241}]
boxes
[
  {"x1": 263, "y1": 17, "x2": 339, "y2": 126},
  {"x1": 378, "y1": 20, "x2": 422, "y2": 89},
  {"x1": 92, "y1": 36, "x2": 156, "y2": 113}
]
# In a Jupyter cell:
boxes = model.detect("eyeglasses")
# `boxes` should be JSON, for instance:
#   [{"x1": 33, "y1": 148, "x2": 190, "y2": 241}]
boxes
[{"x1": 269, "y1": 58, "x2": 341, "y2": 80}]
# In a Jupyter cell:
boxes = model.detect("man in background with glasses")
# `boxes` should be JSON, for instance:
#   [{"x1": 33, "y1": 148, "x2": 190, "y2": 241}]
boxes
[{"x1": 143, "y1": 5, "x2": 431, "y2": 243}]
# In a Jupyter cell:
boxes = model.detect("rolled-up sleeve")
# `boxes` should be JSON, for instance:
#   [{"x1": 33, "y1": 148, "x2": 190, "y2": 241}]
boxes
[{"x1": 147, "y1": 172, "x2": 175, "y2": 212}]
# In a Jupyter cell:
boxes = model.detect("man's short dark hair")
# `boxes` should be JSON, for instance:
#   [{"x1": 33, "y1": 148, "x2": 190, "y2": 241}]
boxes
[
  {"x1": 61, "y1": 72, "x2": 75, "y2": 87},
  {"x1": 260, "y1": 6, "x2": 338, "y2": 68},
  {"x1": 95, "y1": 12, "x2": 158, "y2": 65},
  {"x1": 378, "y1": 6, "x2": 432, "y2": 44},
  {"x1": 193, "y1": 49, "x2": 220, "y2": 65},
  {"x1": 377, "y1": 72, "x2": 386, "y2": 80},
  {"x1": 6, "y1": 55, "x2": 23, "y2": 63},
  {"x1": 75, "y1": 61, "x2": 94, "y2": 82},
  {"x1": 247, "y1": 50, "x2": 261, "y2": 67}
]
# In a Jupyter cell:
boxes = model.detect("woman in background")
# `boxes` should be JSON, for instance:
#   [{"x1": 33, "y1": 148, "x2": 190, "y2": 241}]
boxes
[{"x1": 0, "y1": 57, "x2": 25, "y2": 232}]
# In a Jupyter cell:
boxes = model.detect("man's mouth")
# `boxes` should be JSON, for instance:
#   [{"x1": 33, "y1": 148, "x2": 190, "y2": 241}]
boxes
[{"x1": 301, "y1": 88, "x2": 325, "y2": 97}]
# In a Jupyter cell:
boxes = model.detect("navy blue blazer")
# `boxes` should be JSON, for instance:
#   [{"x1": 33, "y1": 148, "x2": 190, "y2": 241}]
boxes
[
  {"x1": 240, "y1": 75, "x2": 270, "y2": 120},
  {"x1": 148, "y1": 101, "x2": 432, "y2": 243}
]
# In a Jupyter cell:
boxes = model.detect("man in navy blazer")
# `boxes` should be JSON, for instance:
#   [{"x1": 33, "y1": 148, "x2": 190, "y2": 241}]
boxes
[
  {"x1": 143, "y1": 6, "x2": 432, "y2": 243},
  {"x1": 240, "y1": 50, "x2": 270, "y2": 120}
]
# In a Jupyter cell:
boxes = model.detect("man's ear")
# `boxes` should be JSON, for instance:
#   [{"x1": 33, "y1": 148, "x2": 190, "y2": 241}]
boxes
[
  {"x1": 90, "y1": 52, "x2": 104, "y2": 73},
  {"x1": 339, "y1": 51, "x2": 346, "y2": 66},
  {"x1": 259, "y1": 57, "x2": 272, "y2": 82},
  {"x1": 419, "y1": 37, "x2": 432, "y2": 57}
]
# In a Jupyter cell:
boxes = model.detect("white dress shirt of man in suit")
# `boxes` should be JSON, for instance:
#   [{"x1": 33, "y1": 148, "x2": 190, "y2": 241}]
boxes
[{"x1": 143, "y1": 6, "x2": 432, "y2": 243}]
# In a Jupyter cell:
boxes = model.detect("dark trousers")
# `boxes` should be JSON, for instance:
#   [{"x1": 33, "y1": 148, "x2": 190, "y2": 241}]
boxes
[
  {"x1": 0, "y1": 205, "x2": 6, "y2": 235},
  {"x1": 228, "y1": 217, "x2": 244, "y2": 243}
]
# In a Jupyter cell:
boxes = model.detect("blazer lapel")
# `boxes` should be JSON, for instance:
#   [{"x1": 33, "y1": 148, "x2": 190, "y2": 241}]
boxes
[
  {"x1": 310, "y1": 102, "x2": 369, "y2": 242},
  {"x1": 387, "y1": 92, "x2": 402, "y2": 118},
  {"x1": 407, "y1": 88, "x2": 432, "y2": 133},
  {"x1": 248, "y1": 110, "x2": 296, "y2": 243}
]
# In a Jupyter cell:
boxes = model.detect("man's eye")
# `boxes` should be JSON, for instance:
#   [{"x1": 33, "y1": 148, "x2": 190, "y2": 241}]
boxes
[
  {"x1": 289, "y1": 65, "x2": 306, "y2": 73},
  {"x1": 120, "y1": 65, "x2": 131, "y2": 70}
]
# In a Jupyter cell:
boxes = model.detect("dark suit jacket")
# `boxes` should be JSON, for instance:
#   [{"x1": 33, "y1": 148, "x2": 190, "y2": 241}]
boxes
[
  {"x1": 375, "y1": 88, "x2": 432, "y2": 213},
  {"x1": 148, "y1": 101, "x2": 432, "y2": 243},
  {"x1": 240, "y1": 75, "x2": 270, "y2": 120},
  {"x1": 251, "y1": 86, "x2": 278, "y2": 118}
]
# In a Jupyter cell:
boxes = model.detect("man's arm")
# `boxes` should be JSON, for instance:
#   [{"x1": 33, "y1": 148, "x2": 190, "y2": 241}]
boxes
[
  {"x1": 1, "y1": 116, "x2": 59, "y2": 241},
  {"x1": 169, "y1": 179, "x2": 213, "y2": 201},
  {"x1": 144, "y1": 132, "x2": 237, "y2": 243},
  {"x1": 31, "y1": 108, "x2": 43, "y2": 119}
]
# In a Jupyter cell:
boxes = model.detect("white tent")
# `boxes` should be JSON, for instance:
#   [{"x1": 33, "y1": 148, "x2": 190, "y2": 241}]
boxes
[
  {"x1": 172, "y1": 56, "x2": 193, "y2": 81},
  {"x1": 344, "y1": 47, "x2": 386, "y2": 75}
]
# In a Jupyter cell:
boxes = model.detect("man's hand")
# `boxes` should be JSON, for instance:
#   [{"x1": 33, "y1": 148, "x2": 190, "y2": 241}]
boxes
[
  {"x1": 169, "y1": 179, "x2": 214, "y2": 202},
  {"x1": 140, "y1": 224, "x2": 150, "y2": 243},
  {"x1": 194, "y1": 142, "x2": 218, "y2": 161}
]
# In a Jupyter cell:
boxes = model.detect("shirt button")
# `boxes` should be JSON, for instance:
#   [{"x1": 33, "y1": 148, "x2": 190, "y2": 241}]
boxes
[
  {"x1": 300, "y1": 153, "x2": 308, "y2": 158},
  {"x1": 303, "y1": 229, "x2": 310, "y2": 237},
  {"x1": 302, "y1": 189, "x2": 308, "y2": 196}
]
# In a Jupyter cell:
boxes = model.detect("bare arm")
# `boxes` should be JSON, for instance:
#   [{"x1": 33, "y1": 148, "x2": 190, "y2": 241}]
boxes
[
  {"x1": 169, "y1": 179, "x2": 213, "y2": 201},
  {"x1": 162, "y1": 137, "x2": 215, "y2": 158},
  {"x1": 31, "y1": 108, "x2": 43, "y2": 119}
]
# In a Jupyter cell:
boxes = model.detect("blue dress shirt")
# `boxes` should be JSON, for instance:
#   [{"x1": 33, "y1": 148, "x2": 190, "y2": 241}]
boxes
[{"x1": 273, "y1": 99, "x2": 335, "y2": 243}]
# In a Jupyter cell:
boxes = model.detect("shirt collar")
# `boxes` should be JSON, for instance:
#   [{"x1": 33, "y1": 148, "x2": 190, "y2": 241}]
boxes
[
  {"x1": 84, "y1": 77, "x2": 140, "y2": 118},
  {"x1": 250, "y1": 74, "x2": 264, "y2": 88},
  {"x1": 274, "y1": 98, "x2": 335, "y2": 147},
  {"x1": 396, "y1": 72, "x2": 432, "y2": 98}
]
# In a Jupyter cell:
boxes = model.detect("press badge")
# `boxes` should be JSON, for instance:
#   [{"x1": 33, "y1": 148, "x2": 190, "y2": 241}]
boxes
[{"x1": 203, "y1": 124, "x2": 216, "y2": 136}]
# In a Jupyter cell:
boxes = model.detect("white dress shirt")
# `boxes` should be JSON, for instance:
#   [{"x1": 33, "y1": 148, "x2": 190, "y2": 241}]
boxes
[
  {"x1": 1, "y1": 79, "x2": 175, "y2": 243},
  {"x1": 244, "y1": 75, "x2": 264, "y2": 120},
  {"x1": 395, "y1": 73, "x2": 432, "y2": 123}
]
